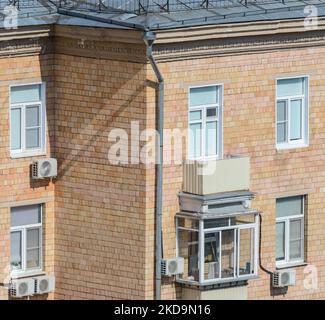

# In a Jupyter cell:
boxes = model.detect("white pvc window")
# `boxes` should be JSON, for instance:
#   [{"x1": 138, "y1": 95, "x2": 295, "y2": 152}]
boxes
[
  {"x1": 276, "y1": 77, "x2": 308, "y2": 149},
  {"x1": 276, "y1": 196, "x2": 305, "y2": 266},
  {"x1": 10, "y1": 204, "x2": 43, "y2": 277},
  {"x1": 189, "y1": 85, "x2": 222, "y2": 160},
  {"x1": 10, "y1": 83, "x2": 46, "y2": 157}
]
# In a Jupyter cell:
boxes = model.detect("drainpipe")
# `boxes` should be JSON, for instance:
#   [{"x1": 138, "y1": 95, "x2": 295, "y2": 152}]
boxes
[{"x1": 143, "y1": 31, "x2": 164, "y2": 300}]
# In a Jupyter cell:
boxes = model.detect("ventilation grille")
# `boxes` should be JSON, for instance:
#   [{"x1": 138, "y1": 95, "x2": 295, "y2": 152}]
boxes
[{"x1": 32, "y1": 161, "x2": 38, "y2": 178}]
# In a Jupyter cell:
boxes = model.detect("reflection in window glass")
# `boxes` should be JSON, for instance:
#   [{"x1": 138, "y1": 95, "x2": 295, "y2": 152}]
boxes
[
  {"x1": 178, "y1": 229, "x2": 199, "y2": 282},
  {"x1": 239, "y1": 228, "x2": 254, "y2": 276},
  {"x1": 204, "y1": 232, "x2": 220, "y2": 280},
  {"x1": 10, "y1": 231, "x2": 22, "y2": 270},
  {"x1": 221, "y1": 229, "x2": 235, "y2": 278},
  {"x1": 276, "y1": 222, "x2": 285, "y2": 261}
]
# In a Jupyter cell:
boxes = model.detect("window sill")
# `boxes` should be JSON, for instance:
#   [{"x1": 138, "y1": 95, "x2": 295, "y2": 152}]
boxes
[
  {"x1": 10, "y1": 151, "x2": 46, "y2": 159},
  {"x1": 276, "y1": 262, "x2": 307, "y2": 270},
  {"x1": 276, "y1": 143, "x2": 309, "y2": 151},
  {"x1": 11, "y1": 269, "x2": 45, "y2": 279},
  {"x1": 187, "y1": 156, "x2": 221, "y2": 162},
  {"x1": 176, "y1": 274, "x2": 259, "y2": 286}
]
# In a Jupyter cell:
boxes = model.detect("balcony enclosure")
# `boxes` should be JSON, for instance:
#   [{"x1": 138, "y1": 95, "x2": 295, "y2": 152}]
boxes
[{"x1": 176, "y1": 191, "x2": 259, "y2": 286}]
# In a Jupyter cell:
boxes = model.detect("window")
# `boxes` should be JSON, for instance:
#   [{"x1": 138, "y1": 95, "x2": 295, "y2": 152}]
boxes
[
  {"x1": 189, "y1": 85, "x2": 222, "y2": 160},
  {"x1": 276, "y1": 77, "x2": 308, "y2": 148},
  {"x1": 10, "y1": 83, "x2": 46, "y2": 157},
  {"x1": 176, "y1": 213, "x2": 258, "y2": 285},
  {"x1": 10, "y1": 204, "x2": 42, "y2": 277},
  {"x1": 276, "y1": 196, "x2": 305, "y2": 266}
]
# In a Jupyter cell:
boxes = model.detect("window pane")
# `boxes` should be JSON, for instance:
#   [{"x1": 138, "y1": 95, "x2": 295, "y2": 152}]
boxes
[
  {"x1": 10, "y1": 108, "x2": 21, "y2": 150},
  {"x1": 290, "y1": 219, "x2": 302, "y2": 240},
  {"x1": 276, "y1": 222, "x2": 285, "y2": 261},
  {"x1": 205, "y1": 121, "x2": 217, "y2": 157},
  {"x1": 27, "y1": 228, "x2": 40, "y2": 248},
  {"x1": 289, "y1": 240, "x2": 302, "y2": 260},
  {"x1": 189, "y1": 123, "x2": 201, "y2": 158},
  {"x1": 276, "y1": 196, "x2": 303, "y2": 218},
  {"x1": 221, "y1": 229, "x2": 235, "y2": 278},
  {"x1": 26, "y1": 106, "x2": 40, "y2": 127},
  {"x1": 177, "y1": 218, "x2": 199, "y2": 230},
  {"x1": 277, "y1": 100, "x2": 287, "y2": 122},
  {"x1": 26, "y1": 248, "x2": 40, "y2": 269},
  {"x1": 289, "y1": 219, "x2": 303, "y2": 260},
  {"x1": 290, "y1": 99, "x2": 302, "y2": 140},
  {"x1": 26, "y1": 128, "x2": 40, "y2": 149},
  {"x1": 204, "y1": 218, "x2": 229, "y2": 229},
  {"x1": 178, "y1": 229, "x2": 199, "y2": 282},
  {"x1": 189, "y1": 110, "x2": 202, "y2": 121},
  {"x1": 204, "y1": 232, "x2": 220, "y2": 280},
  {"x1": 207, "y1": 107, "x2": 217, "y2": 118},
  {"x1": 277, "y1": 123, "x2": 287, "y2": 143},
  {"x1": 10, "y1": 231, "x2": 22, "y2": 270},
  {"x1": 11, "y1": 205, "x2": 41, "y2": 227},
  {"x1": 277, "y1": 78, "x2": 304, "y2": 97},
  {"x1": 11, "y1": 84, "x2": 41, "y2": 104},
  {"x1": 234, "y1": 214, "x2": 256, "y2": 225},
  {"x1": 190, "y1": 86, "x2": 218, "y2": 106},
  {"x1": 239, "y1": 228, "x2": 254, "y2": 276}
]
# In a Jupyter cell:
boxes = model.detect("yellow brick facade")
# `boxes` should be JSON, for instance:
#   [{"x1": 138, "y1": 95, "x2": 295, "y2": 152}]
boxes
[
  {"x1": 0, "y1": 55, "x2": 55, "y2": 300},
  {"x1": 154, "y1": 48, "x2": 325, "y2": 300},
  {"x1": 0, "y1": 24, "x2": 325, "y2": 300}
]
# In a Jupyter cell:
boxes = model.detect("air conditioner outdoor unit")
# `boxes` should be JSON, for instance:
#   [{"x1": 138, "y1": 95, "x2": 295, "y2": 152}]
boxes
[
  {"x1": 34, "y1": 275, "x2": 55, "y2": 295},
  {"x1": 32, "y1": 158, "x2": 57, "y2": 179},
  {"x1": 161, "y1": 258, "x2": 184, "y2": 276},
  {"x1": 272, "y1": 270, "x2": 296, "y2": 287},
  {"x1": 10, "y1": 278, "x2": 35, "y2": 298}
]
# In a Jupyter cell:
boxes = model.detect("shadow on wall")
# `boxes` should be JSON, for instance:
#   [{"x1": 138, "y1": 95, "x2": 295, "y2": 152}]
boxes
[
  {"x1": 55, "y1": 69, "x2": 147, "y2": 179},
  {"x1": 46, "y1": 54, "x2": 149, "y2": 299}
]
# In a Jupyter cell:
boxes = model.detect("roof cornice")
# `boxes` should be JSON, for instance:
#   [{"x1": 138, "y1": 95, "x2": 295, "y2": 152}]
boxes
[
  {"x1": 0, "y1": 25, "x2": 52, "y2": 58},
  {"x1": 152, "y1": 17, "x2": 325, "y2": 61},
  {"x1": 154, "y1": 17, "x2": 325, "y2": 44},
  {"x1": 0, "y1": 25, "x2": 52, "y2": 42}
]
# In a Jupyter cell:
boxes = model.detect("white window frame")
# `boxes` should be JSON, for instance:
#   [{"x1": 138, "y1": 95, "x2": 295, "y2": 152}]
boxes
[
  {"x1": 188, "y1": 84, "x2": 223, "y2": 160},
  {"x1": 176, "y1": 214, "x2": 259, "y2": 286},
  {"x1": 276, "y1": 76, "x2": 309, "y2": 150},
  {"x1": 276, "y1": 196, "x2": 305, "y2": 268},
  {"x1": 9, "y1": 82, "x2": 46, "y2": 158},
  {"x1": 10, "y1": 205, "x2": 43, "y2": 279}
]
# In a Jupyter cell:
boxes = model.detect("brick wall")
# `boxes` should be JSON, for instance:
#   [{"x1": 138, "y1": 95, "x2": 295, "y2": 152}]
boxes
[
  {"x1": 151, "y1": 47, "x2": 325, "y2": 299},
  {"x1": 1, "y1": 29, "x2": 325, "y2": 301},
  {"x1": 53, "y1": 53, "x2": 149, "y2": 299},
  {"x1": 0, "y1": 54, "x2": 55, "y2": 300}
]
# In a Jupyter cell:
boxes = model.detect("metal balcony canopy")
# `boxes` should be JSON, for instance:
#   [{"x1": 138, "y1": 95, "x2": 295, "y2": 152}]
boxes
[
  {"x1": 52, "y1": 0, "x2": 325, "y2": 14},
  {"x1": 1, "y1": 0, "x2": 325, "y2": 30}
]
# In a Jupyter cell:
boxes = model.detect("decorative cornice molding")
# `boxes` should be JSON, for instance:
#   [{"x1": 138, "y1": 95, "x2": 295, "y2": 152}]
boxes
[
  {"x1": 154, "y1": 30, "x2": 325, "y2": 61},
  {"x1": 1, "y1": 22, "x2": 325, "y2": 63},
  {"x1": 55, "y1": 36, "x2": 146, "y2": 63},
  {"x1": 0, "y1": 26, "x2": 52, "y2": 58},
  {"x1": 155, "y1": 17, "x2": 325, "y2": 44},
  {"x1": 54, "y1": 25, "x2": 143, "y2": 45},
  {"x1": 0, "y1": 37, "x2": 52, "y2": 58}
]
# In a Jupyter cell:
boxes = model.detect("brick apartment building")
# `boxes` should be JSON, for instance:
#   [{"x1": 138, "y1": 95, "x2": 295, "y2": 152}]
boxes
[{"x1": 0, "y1": 0, "x2": 325, "y2": 300}]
